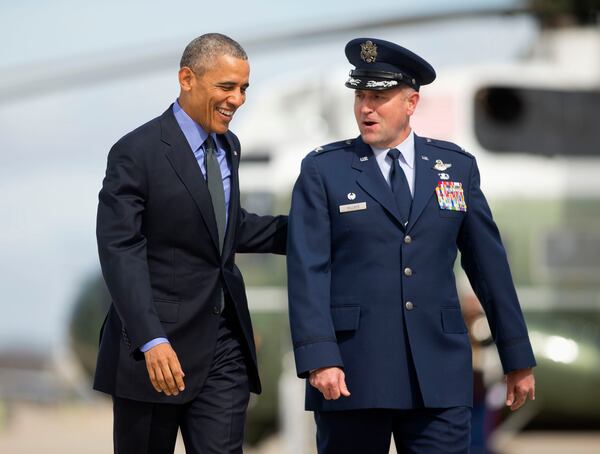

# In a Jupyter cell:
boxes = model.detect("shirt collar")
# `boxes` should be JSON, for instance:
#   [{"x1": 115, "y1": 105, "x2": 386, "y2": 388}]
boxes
[
  {"x1": 370, "y1": 130, "x2": 415, "y2": 168},
  {"x1": 173, "y1": 99, "x2": 211, "y2": 152}
]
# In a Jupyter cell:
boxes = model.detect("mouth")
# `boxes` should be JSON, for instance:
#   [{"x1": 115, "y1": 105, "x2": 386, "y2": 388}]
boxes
[
  {"x1": 216, "y1": 107, "x2": 234, "y2": 119},
  {"x1": 362, "y1": 120, "x2": 378, "y2": 128}
]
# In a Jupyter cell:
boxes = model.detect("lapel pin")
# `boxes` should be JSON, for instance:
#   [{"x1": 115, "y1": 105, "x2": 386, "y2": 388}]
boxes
[
  {"x1": 360, "y1": 156, "x2": 369, "y2": 162},
  {"x1": 433, "y1": 159, "x2": 452, "y2": 171},
  {"x1": 421, "y1": 155, "x2": 429, "y2": 161},
  {"x1": 347, "y1": 192, "x2": 356, "y2": 201},
  {"x1": 233, "y1": 150, "x2": 238, "y2": 156}
]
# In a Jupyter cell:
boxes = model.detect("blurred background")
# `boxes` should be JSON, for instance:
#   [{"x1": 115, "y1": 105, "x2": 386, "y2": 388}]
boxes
[{"x1": 1, "y1": 0, "x2": 599, "y2": 452}]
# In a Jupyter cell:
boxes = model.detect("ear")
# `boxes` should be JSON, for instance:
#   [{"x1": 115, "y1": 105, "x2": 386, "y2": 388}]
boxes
[
  {"x1": 178, "y1": 67, "x2": 194, "y2": 92},
  {"x1": 406, "y1": 90, "x2": 420, "y2": 116}
]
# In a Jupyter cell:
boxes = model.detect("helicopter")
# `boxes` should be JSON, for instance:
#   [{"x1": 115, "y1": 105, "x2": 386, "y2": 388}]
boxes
[{"x1": 3, "y1": 1, "x2": 597, "y2": 450}]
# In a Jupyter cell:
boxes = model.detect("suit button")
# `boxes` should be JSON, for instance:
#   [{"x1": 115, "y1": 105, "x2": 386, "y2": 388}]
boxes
[
  {"x1": 405, "y1": 301, "x2": 414, "y2": 310},
  {"x1": 404, "y1": 267, "x2": 413, "y2": 277},
  {"x1": 404, "y1": 235, "x2": 412, "y2": 244},
  {"x1": 212, "y1": 306, "x2": 221, "y2": 315}
]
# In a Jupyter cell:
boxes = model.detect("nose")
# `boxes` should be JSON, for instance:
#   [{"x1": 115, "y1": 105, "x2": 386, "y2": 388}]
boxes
[
  {"x1": 359, "y1": 99, "x2": 373, "y2": 115},
  {"x1": 228, "y1": 89, "x2": 245, "y2": 107}
]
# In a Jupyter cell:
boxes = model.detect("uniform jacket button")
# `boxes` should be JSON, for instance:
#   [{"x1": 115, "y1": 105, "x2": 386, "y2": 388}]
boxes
[
  {"x1": 404, "y1": 235, "x2": 412, "y2": 244},
  {"x1": 405, "y1": 301, "x2": 414, "y2": 310},
  {"x1": 404, "y1": 267, "x2": 413, "y2": 277}
]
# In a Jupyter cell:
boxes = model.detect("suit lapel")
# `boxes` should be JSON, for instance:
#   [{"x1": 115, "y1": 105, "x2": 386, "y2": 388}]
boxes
[
  {"x1": 160, "y1": 107, "x2": 220, "y2": 253},
  {"x1": 352, "y1": 137, "x2": 404, "y2": 228},
  {"x1": 220, "y1": 132, "x2": 240, "y2": 258},
  {"x1": 407, "y1": 135, "x2": 439, "y2": 232}
]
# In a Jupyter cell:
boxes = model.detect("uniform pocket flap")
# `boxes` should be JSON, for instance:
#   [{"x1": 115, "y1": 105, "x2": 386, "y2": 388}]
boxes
[
  {"x1": 331, "y1": 306, "x2": 361, "y2": 332},
  {"x1": 441, "y1": 307, "x2": 467, "y2": 333},
  {"x1": 155, "y1": 301, "x2": 180, "y2": 323}
]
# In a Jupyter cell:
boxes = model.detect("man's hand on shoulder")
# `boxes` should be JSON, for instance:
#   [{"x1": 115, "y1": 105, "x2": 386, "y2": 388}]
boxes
[
  {"x1": 144, "y1": 343, "x2": 185, "y2": 396},
  {"x1": 309, "y1": 367, "x2": 351, "y2": 401},
  {"x1": 505, "y1": 367, "x2": 535, "y2": 411}
]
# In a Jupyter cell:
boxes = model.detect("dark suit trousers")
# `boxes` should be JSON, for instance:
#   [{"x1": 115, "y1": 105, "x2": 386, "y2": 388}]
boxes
[
  {"x1": 113, "y1": 303, "x2": 250, "y2": 454},
  {"x1": 315, "y1": 407, "x2": 471, "y2": 454}
]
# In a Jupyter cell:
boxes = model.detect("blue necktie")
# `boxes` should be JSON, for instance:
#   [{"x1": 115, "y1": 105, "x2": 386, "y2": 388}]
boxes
[{"x1": 387, "y1": 148, "x2": 412, "y2": 225}]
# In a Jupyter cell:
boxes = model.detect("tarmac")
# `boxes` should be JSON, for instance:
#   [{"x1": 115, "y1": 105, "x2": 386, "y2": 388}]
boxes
[{"x1": 0, "y1": 400, "x2": 599, "y2": 453}]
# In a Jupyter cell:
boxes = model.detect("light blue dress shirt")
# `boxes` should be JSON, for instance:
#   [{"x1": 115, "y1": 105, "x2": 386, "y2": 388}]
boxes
[
  {"x1": 370, "y1": 130, "x2": 415, "y2": 196},
  {"x1": 140, "y1": 100, "x2": 232, "y2": 353}
]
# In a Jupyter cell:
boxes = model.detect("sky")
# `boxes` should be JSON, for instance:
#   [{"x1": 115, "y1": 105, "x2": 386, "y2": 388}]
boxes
[
  {"x1": 1, "y1": 0, "x2": 521, "y2": 67},
  {"x1": 0, "y1": 0, "x2": 534, "y2": 350}
]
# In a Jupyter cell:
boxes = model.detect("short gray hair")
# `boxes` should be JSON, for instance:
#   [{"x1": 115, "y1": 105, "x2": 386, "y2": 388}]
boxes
[{"x1": 180, "y1": 33, "x2": 247, "y2": 76}]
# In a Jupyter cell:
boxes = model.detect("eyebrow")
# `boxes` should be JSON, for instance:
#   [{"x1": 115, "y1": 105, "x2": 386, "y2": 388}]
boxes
[{"x1": 216, "y1": 81, "x2": 249, "y2": 89}]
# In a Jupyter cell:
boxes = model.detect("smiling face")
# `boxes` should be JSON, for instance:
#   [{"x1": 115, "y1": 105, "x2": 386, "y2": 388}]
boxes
[
  {"x1": 178, "y1": 54, "x2": 250, "y2": 134},
  {"x1": 353, "y1": 86, "x2": 419, "y2": 148}
]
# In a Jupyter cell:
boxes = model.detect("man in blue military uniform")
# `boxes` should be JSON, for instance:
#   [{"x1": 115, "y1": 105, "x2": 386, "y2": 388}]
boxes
[{"x1": 287, "y1": 38, "x2": 536, "y2": 453}]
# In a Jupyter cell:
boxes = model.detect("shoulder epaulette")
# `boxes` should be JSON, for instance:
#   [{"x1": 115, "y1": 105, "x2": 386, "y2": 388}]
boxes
[
  {"x1": 310, "y1": 138, "x2": 355, "y2": 156},
  {"x1": 423, "y1": 137, "x2": 473, "y2": 158}
]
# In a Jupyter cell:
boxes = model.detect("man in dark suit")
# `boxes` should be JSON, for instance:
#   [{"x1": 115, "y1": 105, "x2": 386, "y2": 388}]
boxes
[
  {"x1": 287, "y1": 38, "x2": 536, "y2": 453},
  {"x1": 94, "y1": 33, "x2": 287, "y2": 454}
]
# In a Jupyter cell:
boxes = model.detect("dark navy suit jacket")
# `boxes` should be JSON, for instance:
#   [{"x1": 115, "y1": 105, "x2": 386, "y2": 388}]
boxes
[
  {"x1": 287, "y1": 134, "x2": 535, "y2": 411},
  {"x1": 94, "y1": 106, "x2": 287, "y2": 403}
]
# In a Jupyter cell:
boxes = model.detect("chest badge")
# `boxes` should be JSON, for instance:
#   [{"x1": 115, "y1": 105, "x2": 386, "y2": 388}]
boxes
[
  {"x1": 433, "y1": 159, "x2": 452, "y2": 171},
  {"x1": 360, "y1": 156, "x2": 369, "y2": 162},
  {"x1": 436, "y1": 181, "x2": 467, "y2": 212},
  {"x1": 347, "y1": 192, "x2": 357, "y2": 201},
  {"x1": 438, "y1": 172, "x2": 450, "y2": 180},
  {"x1": 339, "y1": 202, "x2": 367, "y2": 213}
]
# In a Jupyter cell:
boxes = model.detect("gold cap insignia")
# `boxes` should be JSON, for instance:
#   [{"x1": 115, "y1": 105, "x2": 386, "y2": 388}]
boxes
[{"x1": 360, "y1": 40, "x2": 377, "y2": 63}]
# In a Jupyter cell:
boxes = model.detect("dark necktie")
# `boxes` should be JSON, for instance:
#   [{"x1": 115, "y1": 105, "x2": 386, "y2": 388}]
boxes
[
  {"x1": 204, "y1": 135, "x2": 226, "y2": 313},
  {"x1": 204, "y1": 135, "x2": 226, "y2": 252},
  {"x1": 387, "y1": 148, "x2": 412, "y2": 225}
]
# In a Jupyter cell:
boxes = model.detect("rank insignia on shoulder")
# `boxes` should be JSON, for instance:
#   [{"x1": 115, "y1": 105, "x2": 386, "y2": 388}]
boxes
[
  {"x1": 433, "y1": 159, "x2": 452, "y2": 171},
  {"x1": 435, "y1": 181, "x2": 467, "y2": 212}
]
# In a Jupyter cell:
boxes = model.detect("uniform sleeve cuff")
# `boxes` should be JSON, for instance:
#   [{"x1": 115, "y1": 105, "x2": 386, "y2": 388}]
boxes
[
  {"x1": 497, "y1": 338, "x2": 536, "y2": 373},
  {"x1": 294, "y1": 340, "x2": 343, "y2": 378}
]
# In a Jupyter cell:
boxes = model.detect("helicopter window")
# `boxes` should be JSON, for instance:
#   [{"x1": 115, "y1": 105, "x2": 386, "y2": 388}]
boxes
[
  {"x1": 474, "y1": 87, "x2": 600, "y2": 156},
  {"x1": 540, "y1": 230, "x2": 600, "y2": 283}
]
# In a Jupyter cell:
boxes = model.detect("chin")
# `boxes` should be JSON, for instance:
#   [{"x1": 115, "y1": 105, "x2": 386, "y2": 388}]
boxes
[
  {"x1": 360, "y1": 134, "x2": 378, "y2": 146},
  {"x1": 213, "y1": 124, "x2": 229, "y2": 134}
]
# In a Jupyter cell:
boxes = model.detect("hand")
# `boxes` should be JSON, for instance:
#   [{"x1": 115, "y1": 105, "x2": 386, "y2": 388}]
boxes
[
  {"x1": 309, "y1": 367, "x2": 351, "y2": 400},
  {"x1": 505, "y1": 367, "x2": 535, "y2": 411},
  {"x1": 144, "y1": 343, "x2": 185, "y2": 396}
]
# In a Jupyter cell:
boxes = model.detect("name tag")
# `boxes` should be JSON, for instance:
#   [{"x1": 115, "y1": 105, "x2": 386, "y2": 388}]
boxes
[{"x1": 339, "y1": 202, "x2": 367, "y2": 213}]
